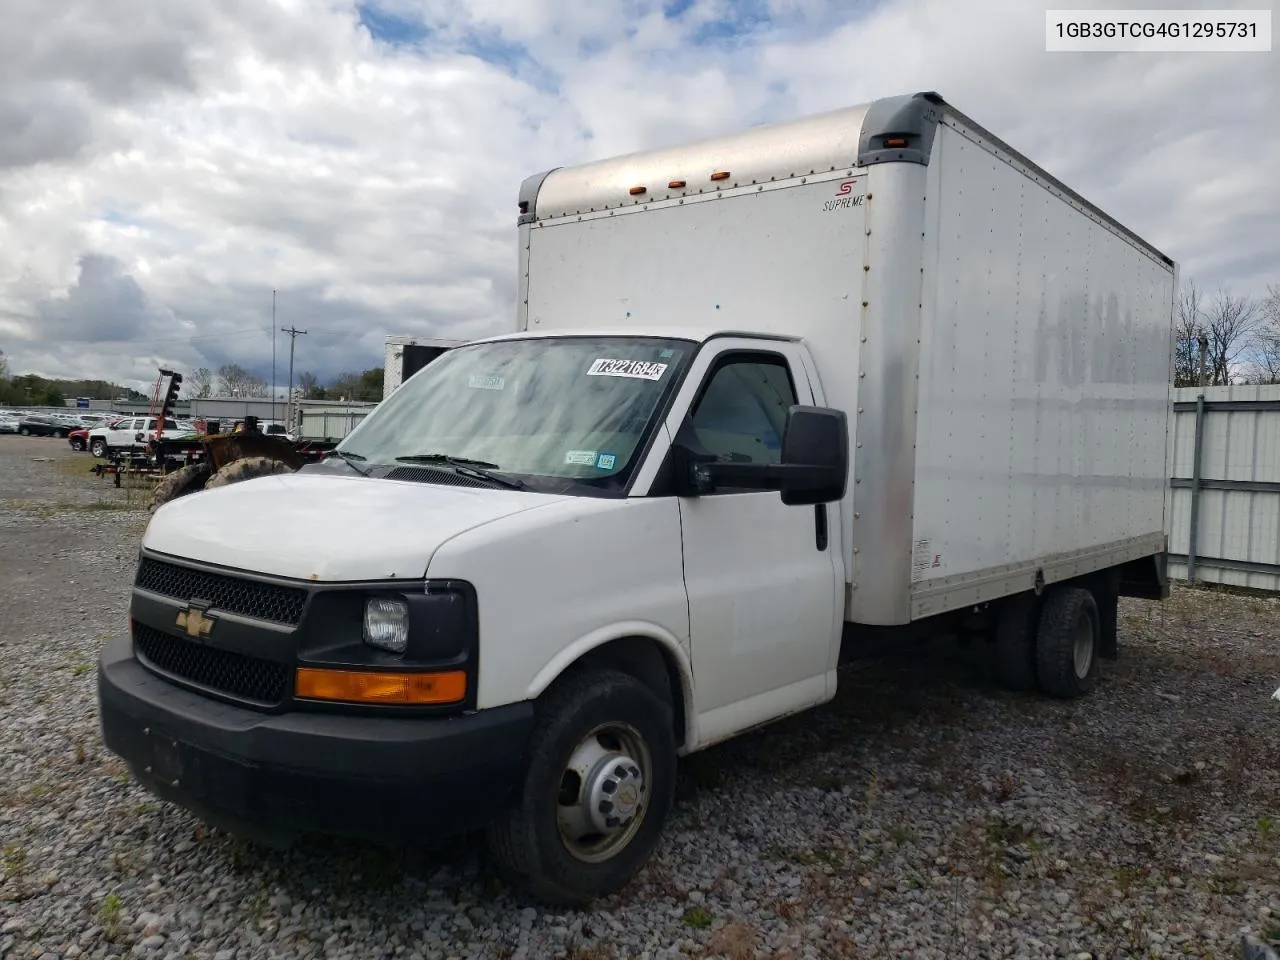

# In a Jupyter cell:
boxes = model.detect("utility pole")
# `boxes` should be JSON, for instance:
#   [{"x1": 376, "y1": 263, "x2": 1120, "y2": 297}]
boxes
[
  {"x1": 280, "y1": 325, "x2": 307, "y2": 431},
  {"x1": 270, "y1": 290, "x2": 277, "y2": 424}
]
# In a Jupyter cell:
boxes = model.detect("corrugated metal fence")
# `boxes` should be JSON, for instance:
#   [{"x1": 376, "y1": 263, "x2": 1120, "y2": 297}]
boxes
[
  {"x1": 1166, "y1": 384, "x2": 1280, "y2": 591},
  {"x1": 297, "y1": 406, "x2": 372, "y2": 440}
]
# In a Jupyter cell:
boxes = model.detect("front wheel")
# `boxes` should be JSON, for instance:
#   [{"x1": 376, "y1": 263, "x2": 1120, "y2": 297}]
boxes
[
  {"x1": 486, "y1": 669, "x2": 677, "y2": 907},
  {"x1": 90, "y1": 438, "x2": 108, "y2": 458}
]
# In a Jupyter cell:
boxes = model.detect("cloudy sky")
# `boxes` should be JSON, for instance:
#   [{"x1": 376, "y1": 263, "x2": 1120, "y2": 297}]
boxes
[{"x1": 0, "y1": 0, "x2": 1275, "y2": 393}]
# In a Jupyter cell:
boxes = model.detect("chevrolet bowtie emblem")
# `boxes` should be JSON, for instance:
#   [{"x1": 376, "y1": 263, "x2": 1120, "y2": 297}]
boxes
[{"x1": 176, "y1": 606, "x2": 214, "y2": 639}]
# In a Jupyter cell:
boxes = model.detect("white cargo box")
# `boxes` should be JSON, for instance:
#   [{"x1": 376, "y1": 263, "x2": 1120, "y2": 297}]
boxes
[{"x1": 515, "y1": 91, "x2": 1176, "y2": 626}]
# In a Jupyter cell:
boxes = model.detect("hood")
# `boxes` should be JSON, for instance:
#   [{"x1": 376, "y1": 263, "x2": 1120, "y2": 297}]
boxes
[{"x1": 143, "y1": 471, "x2": 564, "y2": 582}]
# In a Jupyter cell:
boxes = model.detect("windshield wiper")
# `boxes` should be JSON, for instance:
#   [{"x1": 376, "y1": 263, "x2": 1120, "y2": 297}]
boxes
[
  {"x1": 328, "y1": 449, "x2": 372, "y2": 477},
  {"x1": 394, "y1": 453, "x2": 524, "y2": 490}
]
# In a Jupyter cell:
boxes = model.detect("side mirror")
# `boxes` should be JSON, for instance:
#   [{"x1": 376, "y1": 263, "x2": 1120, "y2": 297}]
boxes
[
  {"x1": 671, "y1": 404, "x2": 849, "y2": 505},
  {"x1": 778, "y1": 405, "x2": 849, "y2": 505},
  {"x1": 135, "y1": 432, "x2": 145, "y2": 442}
]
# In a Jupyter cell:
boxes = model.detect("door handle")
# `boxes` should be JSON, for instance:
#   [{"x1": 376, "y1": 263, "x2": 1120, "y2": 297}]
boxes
[{"x1": 814, "y1": 504, "x2": 828, "y2": 551}]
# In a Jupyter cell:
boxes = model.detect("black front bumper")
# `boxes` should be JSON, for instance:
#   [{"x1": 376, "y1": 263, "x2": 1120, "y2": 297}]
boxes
[{"x1": 97, "y1": 636, "x2": 535, "y2": 845}]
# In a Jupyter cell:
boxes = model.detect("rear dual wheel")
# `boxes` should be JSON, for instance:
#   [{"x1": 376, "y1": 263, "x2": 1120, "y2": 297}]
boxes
[
  {"x1": 486, "y1": 669, "x2": 677, "y2": 907},
  {"x1": 994, "y1": 584, "x2": 1098, "y2": 699}
]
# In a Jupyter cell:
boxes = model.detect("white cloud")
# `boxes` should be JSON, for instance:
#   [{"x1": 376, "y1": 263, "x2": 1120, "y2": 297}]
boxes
[{"x1": 0, "y1": 0, "x2": 1275, "y2": 392}]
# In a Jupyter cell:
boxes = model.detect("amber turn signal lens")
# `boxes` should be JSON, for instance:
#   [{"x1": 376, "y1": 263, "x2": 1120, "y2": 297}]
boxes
[
  {"x1": 710, "y1": 171, "x2": 730, "y2": 181},
  {"x1": 295, "y1": 668, "x2": 466, "y2": 705}
]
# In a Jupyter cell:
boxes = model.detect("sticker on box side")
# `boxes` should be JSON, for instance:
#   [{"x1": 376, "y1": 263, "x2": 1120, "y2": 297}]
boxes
[
  {"x1": 587, "y1": 358, "x2": 668, "y2": 381},
  {"x1": 911, "y1": 539, "x2": 931, "y2": 582}
]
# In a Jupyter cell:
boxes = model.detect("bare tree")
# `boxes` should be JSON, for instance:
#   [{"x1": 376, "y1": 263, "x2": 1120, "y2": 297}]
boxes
[
  {"x1": 1199, "y1": 286, "x2": 1258, "y2": 386},
  {"x1": 1173, "y1": 280, "x2": 1205, "y2": 387},
  {"x1": 190, "y1": 367, "x2": 213, "y2": 398},
  {"x1": 217, "y1": 363, "x2": 254, "y2": 396},
  {"x1": 1247, "y1": 283, "x2": 1280, "y2": 385}
]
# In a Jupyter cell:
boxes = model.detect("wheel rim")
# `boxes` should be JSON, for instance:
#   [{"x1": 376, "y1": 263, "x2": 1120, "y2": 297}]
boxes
[
  {"x1": 1073, "y1": 616, "x2": 1094, "y2": 679},
  {"x1": 556, "y1": 722, "x2": 652, "y2": 864}
]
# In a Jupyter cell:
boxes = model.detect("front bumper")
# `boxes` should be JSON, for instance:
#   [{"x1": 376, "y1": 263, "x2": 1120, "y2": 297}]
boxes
[{"x1": 97, "y1": 635, "x2": 534, "y2": 845}]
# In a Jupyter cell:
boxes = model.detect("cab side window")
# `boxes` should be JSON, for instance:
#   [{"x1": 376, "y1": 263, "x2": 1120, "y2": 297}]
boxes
[{"x1": 690, "y1": 355, "x2": 797, "y2": 466}]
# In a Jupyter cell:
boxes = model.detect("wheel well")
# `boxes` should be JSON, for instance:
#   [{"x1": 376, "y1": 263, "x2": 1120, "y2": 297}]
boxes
[{"x1": 556, "y1": 637, "x2": 688, "y2": 750}]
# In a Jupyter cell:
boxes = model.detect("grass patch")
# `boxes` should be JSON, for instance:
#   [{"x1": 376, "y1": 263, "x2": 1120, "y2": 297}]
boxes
[
  {"x1": 100, "y1": 891, "x2": 124, "y2": 941},
  {"x1": 681, "y1": 905, "x2": 714, "y2": 929}
]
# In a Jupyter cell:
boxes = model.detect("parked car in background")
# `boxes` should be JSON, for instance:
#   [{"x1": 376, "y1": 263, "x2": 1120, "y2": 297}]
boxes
[
  {"x1": 68, "y1": 427, "x2": 91, "y2": 451},
  {"x1": 17, "y1": 414, "x2": 71, "y2": 437},
  {"x1": 0, "y1": 414, "x2": 20, "y2": 434}
]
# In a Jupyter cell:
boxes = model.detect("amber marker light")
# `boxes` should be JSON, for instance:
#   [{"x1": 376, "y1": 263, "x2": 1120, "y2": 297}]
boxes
[
  {"x1": 629, "y1": 185, "x2": 647, "y2": 195},
  {"x1": 668, "y1": 179, "x2": 686, "y2": 189},
  {"x1": 709, "y1": 171, "x2": 730, "y2": 181},
  {"x1": 295, "y1": 667, "x2": 466, "y2": 705}
]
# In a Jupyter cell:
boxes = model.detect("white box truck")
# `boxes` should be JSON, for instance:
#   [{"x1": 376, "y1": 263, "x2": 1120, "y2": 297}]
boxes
[
  {"x1": 98, "y1": 91, "x2": 1176, "y2": 907},
  {"x1": 383, "y1": 335, "x2": 465, "y2": 399}
]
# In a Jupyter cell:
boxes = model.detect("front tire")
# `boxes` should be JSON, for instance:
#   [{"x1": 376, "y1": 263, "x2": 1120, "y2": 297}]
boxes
[
  {"x1": 149, "y1": 462, "x2": 213, "y2": 512},
  {"x1": 1034, "y1": 586, "x2": 1100, "y2": 699},
  {"x1": 486, "y1": 669, "x2": 677, "y2": 908},
  {"x1": 90, "y1": 438, "x2": 108, "y2": 458}
]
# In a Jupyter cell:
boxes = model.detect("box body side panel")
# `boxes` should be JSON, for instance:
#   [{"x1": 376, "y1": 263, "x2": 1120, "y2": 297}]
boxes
[{"x1": 908, "y1": 121, "x2": 1175, "y2": 617}]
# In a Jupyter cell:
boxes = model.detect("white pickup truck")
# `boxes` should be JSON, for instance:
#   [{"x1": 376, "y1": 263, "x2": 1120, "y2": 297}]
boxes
[
  {"x1": 97, "y1": 90, "x2": 1175, "y2": 906},
  {"x1": 87, "y1": 415, "x2": 180, "y2": 458}
]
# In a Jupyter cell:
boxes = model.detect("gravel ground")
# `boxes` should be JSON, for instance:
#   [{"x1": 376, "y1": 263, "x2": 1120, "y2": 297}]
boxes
[{"x1": 1, "y1": 434, "x2": 1278, "y2": 960}]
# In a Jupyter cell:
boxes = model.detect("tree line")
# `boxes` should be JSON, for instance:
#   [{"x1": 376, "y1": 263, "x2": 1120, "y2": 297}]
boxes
[
  {"x1": 184, "y1": 364, "x2": 385, "y2": 402},
  {"x1": 0, "y1": 350, "x2": 149, "y2": 406},
  {"x1": 1174, "y1": 281, "x2": 1280, "y2": 387}
]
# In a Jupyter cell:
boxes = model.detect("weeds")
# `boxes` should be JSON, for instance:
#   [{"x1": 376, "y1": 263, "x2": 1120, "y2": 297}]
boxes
[
  {"x1": 682, "y1": 905, "x2": 714, "y2": 929},
  {"x1": 100, "y1": 892, "x2": 124, "y2": 941},
  {"x1": 2, "y1": 842, "x2": 27, "y2": 880}
]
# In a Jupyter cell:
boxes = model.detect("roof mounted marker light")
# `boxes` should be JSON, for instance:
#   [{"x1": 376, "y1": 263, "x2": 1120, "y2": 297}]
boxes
[
  {"x1": 710, "y1": 171, "x2": 730, "y2": 181},
  {"x1": 883, "y1": 136, "x2": 910, "y2": 148},
  {"x1": 668, "y1": 179, "x2": 686, "y2": 189},
  {"x1": 629, "y1": 185, "x2": 647, "y2": 196}
]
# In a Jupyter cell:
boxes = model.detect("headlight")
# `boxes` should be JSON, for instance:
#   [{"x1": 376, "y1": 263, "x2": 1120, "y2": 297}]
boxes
[{"x1": 363, "y1": 597, "x2": 409, "y2": 654}]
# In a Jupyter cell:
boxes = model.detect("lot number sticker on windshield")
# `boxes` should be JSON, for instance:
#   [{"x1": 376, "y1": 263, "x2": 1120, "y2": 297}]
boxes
[
  {"x1": 587, "y1": 358, "x2": 668, "y2": 381},
  {"x1": 565, "y1": 450, "x2": 598, "y2": 466},
  {"x1": 468, "y1": 375, "x2": 505, "y2": 390}
]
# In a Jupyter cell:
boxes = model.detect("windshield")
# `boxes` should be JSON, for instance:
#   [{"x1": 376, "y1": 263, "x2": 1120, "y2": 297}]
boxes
[{"x1": 338, "y1": 335, "x2": 694, "y2": 491}]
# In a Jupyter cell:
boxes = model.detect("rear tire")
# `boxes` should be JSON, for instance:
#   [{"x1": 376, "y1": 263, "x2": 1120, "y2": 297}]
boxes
[
  {"x1": 1034, "y1": 586, "x2": 1100, "y2": 699},
  {"x1": 993, "y1": 592, "x2": 1041, "y2": 692},
  {"x1": 204, "y1": 456, "x2": 295, "y2": 489},
  {"x1": 486, "y1": 669, "x2": 677, "y2": 908}
]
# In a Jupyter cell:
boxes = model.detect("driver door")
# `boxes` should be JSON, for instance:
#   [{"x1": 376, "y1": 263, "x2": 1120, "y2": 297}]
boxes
[{"x1": 668, "y1": 339, "x2": 844, "y2": 745}]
